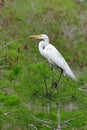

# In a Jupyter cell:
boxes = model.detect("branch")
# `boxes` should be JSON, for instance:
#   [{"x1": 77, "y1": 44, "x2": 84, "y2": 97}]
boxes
[
  {"x1": 78, "y1": 85, "x2": 87, "y2": 92},
  {"x1": 27, "y1": 124, "x2": 38, "y2": 130},
  {"x1": 28, "y1": 117, "x2": 54, "y2": 129},
  {"x1": 57, "y1": 102, "x2": 61, "y2": 130},
  {"x1": 39, "y1": 96, "x2": 54, "y2": 102},
  {"x1": 63, "y1": 113, "x2": 85, "y2": 125},
  {"x1": 32, "y1": 116, "x2": 56, "y2": 125}
]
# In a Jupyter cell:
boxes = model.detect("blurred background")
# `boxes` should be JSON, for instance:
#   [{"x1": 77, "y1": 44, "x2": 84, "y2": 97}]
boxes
[{"x1": 0, "y1": 0, "x2": 87, "y2": 130}]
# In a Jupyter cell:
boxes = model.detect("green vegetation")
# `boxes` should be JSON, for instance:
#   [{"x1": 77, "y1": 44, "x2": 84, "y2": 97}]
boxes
[{"x1": 0, "y1": 0, "x2": 87, "y2": 129}]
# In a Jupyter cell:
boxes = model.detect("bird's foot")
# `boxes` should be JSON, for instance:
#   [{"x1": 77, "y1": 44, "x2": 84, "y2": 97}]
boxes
[{"x1": 53, "y1": 82, "x2": 59, "y2": 90}]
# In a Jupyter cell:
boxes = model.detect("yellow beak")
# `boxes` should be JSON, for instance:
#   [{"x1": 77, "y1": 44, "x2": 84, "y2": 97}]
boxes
[{"x1": 29, "y1": 35, "x2": 41, "y2": 38}]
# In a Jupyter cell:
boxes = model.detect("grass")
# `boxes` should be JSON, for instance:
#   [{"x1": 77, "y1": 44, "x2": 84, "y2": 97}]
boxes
[{"x1": 0, "y1": 0, "x2": 87, "y2": 129}]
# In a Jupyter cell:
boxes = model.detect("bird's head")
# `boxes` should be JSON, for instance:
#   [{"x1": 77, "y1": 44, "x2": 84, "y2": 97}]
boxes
[{"x1": 29, "y1": 34, "x2": 49, "y2": 42}]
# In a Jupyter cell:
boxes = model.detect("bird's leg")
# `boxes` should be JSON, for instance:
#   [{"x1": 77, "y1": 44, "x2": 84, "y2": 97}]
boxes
[
  {"x1": 57, "y1": 69, "x2": 63, "y2": 84},
  {"x1": 51, "y1": 66, "x2": 54, "y2": 87},
  {"x1": 54, "y1": 69, "x2": 63, "y2": 88},
  {"x1": 43, "y1": 78, "x2": 48, "y2": 96}
]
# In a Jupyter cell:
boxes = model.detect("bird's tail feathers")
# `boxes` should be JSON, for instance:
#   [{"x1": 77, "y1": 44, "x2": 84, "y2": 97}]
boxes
[
  {"x1": 64, "y1": 66, "x2": 78, "y2": 81},
  {"x1": 68, "y1": 71, "x2": 78, "y2": 82}
]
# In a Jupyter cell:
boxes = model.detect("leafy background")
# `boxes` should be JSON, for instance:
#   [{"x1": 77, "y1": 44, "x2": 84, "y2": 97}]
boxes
[{"x1": 0, "y1": 0, "x2": 87, "y2": 129}]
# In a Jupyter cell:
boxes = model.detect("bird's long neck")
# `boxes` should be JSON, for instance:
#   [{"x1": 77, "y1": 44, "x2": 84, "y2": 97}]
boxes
[
  {"x1": 39, "y1": 40, "x2": 49, "y2": 57},
  {"x1": 44, "y1": 37, "x2": 49, "y2": 43}
]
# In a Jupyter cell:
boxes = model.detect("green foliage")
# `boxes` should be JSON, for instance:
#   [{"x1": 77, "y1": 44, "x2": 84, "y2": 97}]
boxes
[
  {"x1": 0, "y1": 93, "x2": 20, "y2": 106},
  {"x1": 0, "y1": 0, "x2": 87, "y2": 129},
  {"x1": 0, "y1": 93, "x2": 6, "y2": 102},
  {"x1": 5, "y1": 94, "x2": 20, "y2": 106}
]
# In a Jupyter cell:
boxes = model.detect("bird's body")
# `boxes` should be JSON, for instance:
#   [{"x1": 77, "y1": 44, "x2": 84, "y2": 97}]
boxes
[{"x1": 30, "y1": 34, "x2": 77, "y2": 81}]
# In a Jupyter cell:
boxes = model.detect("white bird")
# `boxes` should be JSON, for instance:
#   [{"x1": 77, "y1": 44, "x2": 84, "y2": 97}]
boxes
[{"x1": 29, "y1": 34, "x2": 77, "y2": 86}]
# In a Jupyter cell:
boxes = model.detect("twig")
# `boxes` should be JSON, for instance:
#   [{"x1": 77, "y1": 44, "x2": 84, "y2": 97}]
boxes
[
  {"x1": 32, "y1": 116, "x2": 55, "y2": 125},
  {"x1": 78, "y1": 86, "x2": 87, "y2": 92},
  {"x1": 27, "y1": 124, "x2": 38, "y2": 130},
  {"x1": 28, "y1": 117, "x2": 54, "y2": 129},
  {"x1": 57, "y1": 102, "x2": 61, "y2": 130},
  {"x1": 42, "y1": 124, "x2": 52, "y2": 128},
  {"x1": 32, "y1": 117, "x2": 53, "y2": 129},
  {"x1": 39, "y1": 96, "x2": 53, "y2": 102},
  {"x1": 63, "y1": 113, "x2": 85, "y2": 125}
]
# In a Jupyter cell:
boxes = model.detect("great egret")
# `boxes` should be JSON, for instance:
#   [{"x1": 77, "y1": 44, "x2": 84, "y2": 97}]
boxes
[{"x1": 29, "y1": 34, "x2": 77, "y2": 87}]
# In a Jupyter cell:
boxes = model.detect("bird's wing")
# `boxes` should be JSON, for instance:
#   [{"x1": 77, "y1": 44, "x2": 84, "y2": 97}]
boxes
[
  {"x1": 44, "y1": 44, "x2": 77, "y2": 80},
  {"x1": 44, "y1": 44, "x2": 67, "y2": 69}
]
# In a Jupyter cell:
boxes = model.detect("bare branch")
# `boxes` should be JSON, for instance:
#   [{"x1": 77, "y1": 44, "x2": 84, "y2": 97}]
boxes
[
  {"x1": 39, "y1": 96, "x2": 53, "y2": 102},
  {"x1": 56, "y1": 102, "x2": 61, "y2": 130},
  {"x1": 78, "y1": 84, "x2": 87, "y2": 92},
  {"x1": 27, "y1": 124, "x2": 38, "y2": 130},
  {"x1": 32, "y1": 116, "x2": 55, "y2": 125},
  {"x1": 63, "y1": 113, "x2": 85, "y2": 125}
]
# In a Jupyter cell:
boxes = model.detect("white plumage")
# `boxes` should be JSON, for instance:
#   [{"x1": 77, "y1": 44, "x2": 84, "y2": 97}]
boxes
[{"x1": 30, "y1": 34, "x2": 77, "y2": 81}]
